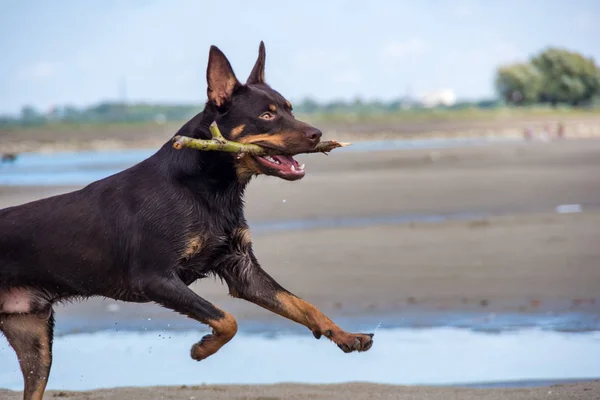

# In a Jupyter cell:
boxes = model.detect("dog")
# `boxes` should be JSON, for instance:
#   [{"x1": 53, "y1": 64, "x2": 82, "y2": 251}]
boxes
[{"x1": 0, "y1": 42, "x2": 374, "y2": 400}]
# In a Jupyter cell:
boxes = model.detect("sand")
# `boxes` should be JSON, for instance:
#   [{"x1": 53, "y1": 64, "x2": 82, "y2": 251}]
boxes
[
  {"x1": 1, "y1": 138, "x2": 600, "y2": 398},
  {"x1": 1, "y1": 381, "x2": 600, "y2": 400}
]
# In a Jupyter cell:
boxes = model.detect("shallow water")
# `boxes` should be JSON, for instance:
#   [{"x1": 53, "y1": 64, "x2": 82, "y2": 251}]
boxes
[
  {"x1": 52, "y1": 309, "x2": 600, "y2": 337},
  {"x1": 0, "y1": 137, "x2": 516, "y2": 186},
  {"x1": 1, "y1": 327, "x2": 599, "y2": 390}
]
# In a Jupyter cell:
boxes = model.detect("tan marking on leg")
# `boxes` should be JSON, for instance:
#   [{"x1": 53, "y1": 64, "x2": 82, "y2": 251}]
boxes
[
  {"x1": 0, "y1": 312, "x2": 53, "y2": 400},
  {"x1": 274, "y1": 292, "x2": 373, "y2": 352},
  {"x1": 190, "y1": 311, "x2": 238, "y2": 361},
  {"x1": 274, "y1": 292, "x2": 335, "y2": 330},
  {"x1": 182, "y1": 235, "x2": 203, "y2": 261},
  {"x1": 230, "y1": 124, "x2": 245, "y2": 140}
]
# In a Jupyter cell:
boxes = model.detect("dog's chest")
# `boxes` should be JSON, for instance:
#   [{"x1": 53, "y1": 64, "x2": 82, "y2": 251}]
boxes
[{"x1": 180, "y1": 225, "x2": 251, "y2": 265}]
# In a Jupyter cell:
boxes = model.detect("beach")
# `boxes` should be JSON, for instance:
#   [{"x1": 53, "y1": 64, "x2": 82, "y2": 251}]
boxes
[
  {"x1": 1, "y1": 137, "x2": 600, "y2": 398},
  {"x1": 2, "y1": 381, "x2": 600, "y2": 400}
]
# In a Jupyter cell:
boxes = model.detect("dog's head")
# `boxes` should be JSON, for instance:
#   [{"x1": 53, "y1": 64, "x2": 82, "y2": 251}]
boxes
[{"x1": 205, "y1": 42, "x2": 322, "y2": 182}]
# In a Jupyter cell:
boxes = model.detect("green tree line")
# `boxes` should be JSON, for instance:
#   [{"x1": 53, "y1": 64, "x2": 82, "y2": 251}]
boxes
[
  {"x1": 0, "y1": 98, "x2": 504, "y2": 127},
  {"x1": 496, "y1": 47, "x2": 600, "y2": 106}
]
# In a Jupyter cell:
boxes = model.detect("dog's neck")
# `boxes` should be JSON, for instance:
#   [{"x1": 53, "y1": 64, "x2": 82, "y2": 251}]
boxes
[
  {"x1": 178, "y1": 103, "x2": 219, "y2": 140},
  {"x1": 155, "y1": 105, "x2": 248, "y2": 210}
]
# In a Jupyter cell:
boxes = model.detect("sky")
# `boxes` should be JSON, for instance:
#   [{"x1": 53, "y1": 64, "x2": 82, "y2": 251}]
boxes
[{"x1": 1, "y1": 0, "x2": 599, "y2": 114}]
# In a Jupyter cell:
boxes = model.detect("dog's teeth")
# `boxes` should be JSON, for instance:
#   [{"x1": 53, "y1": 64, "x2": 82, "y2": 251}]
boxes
[
  {"x1": 300, "y1": 164, "x2": 305, "y2": 170},
  {"x1": 291, "y1": 165, "x2": 296, "y2": 171}
]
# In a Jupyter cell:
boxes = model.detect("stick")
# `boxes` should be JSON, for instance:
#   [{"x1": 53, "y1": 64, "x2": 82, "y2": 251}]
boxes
[{"x1": 172, "y1": 122, "x2": 350, "y2": 155}]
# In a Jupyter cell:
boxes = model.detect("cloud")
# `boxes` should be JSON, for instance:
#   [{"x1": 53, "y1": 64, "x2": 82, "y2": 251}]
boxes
[
  {"x1": 19, "y1": 61, "x2": 60, "y2": 79},
  {"x1": 486, "y1": 41, "x2": 522, "y2": 66},
  {"x1": 454, "y1": 40, "x2": 521, "y2": 69},
  {"x1": 573, "y1": 12, "x2": 595, "y2": 33},
  {"x1": 380, "y1": 38, "x2": 428, "y2": 63},
  {"x1": 333, "y1": 69, "x2": 361, "y2": 85},
  {"x1": 450, "y1": 0, "x2": 477, "y2": 18},
  {"x1": 441, "y1": 40, "x2": 523, "y2": 100},
  {"x1": 293, "y1": 48, "x2": 350, "y2": 70}
]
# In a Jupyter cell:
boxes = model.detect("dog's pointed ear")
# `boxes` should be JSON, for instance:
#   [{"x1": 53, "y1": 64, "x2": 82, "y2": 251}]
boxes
[
  {"x1": 246, "y1": 41, "x2": 266, "y2": 84},
  {"x1": 207, "y1": 45, "x2": 240, "y2": 107}
]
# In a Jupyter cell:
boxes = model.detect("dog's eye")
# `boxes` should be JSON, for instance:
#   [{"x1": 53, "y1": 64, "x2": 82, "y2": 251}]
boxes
[{"x1": 259, "y1": 112, "x2": 275, "y2": 120}]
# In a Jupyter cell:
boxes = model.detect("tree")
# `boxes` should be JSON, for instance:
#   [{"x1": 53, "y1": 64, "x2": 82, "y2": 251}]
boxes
[
  {"x1": 20, "y1": 105, "x2": 40, "y2": 121},
  {"x1": 531, "y1": 47, "x2": 600, "y2": 106},
  {"x1": 296, "y1": 98, "x2": 320, "y2": 113},
  {"x1": 495, "y1": 63, "x2": 543, "y2": 105},
  {"x1": 62, "y1": 105, "x2": 81, "y2": 122}
]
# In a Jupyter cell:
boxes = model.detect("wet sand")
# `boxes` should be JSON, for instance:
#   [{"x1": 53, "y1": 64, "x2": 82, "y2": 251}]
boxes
[
  {"x1": 2, "y1": 381, "x2": 600, "y2": 400},
  {"x1": 2, "y1": 139, "x2": 600, "y2": 397}
]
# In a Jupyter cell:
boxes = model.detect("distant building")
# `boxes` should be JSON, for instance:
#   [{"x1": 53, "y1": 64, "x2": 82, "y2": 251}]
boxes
[
  {"x1": 419, "y1": 89, "x2": 456, "y2": 108},
  {"x1": 397, "y1": 97, "x2": 414, "y2": 110}
]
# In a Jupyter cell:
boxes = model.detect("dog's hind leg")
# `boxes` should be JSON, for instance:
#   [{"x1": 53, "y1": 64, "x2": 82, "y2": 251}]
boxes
[
  {"x1": 143, "y1": 277, "x2": 237, "y2": 361},
  {"x1": 0, "y1": 309, "x2": 54, "y2": 400}
]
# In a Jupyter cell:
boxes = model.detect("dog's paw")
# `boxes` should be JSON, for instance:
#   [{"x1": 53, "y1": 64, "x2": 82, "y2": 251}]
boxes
[
  {"x1": 190, "y1": 334, "x2": 216, "y2": 361},
  {"x1": 336, "y1": 332, "x2": 374, "y2": 353}
]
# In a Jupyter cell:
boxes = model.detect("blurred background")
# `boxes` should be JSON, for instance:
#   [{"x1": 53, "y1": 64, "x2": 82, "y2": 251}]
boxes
[{"x1": 1, "y1": 0, "x2": 600, "y2": 396}]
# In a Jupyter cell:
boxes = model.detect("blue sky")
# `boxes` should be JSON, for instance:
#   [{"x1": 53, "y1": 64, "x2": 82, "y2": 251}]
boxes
[{"x1": 1, "y1": 0, "x2": 599, "y2": 114}]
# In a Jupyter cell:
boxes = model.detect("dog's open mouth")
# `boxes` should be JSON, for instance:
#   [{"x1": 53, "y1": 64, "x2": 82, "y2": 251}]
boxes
[{"x1": 254, "y1": 154, "x2": 306, "y2": 180}]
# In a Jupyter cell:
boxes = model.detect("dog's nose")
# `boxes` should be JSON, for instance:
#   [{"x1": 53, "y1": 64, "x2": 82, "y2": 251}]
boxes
[{"x1": 305, "y1": 128, "x2": 322, "y2": 142}]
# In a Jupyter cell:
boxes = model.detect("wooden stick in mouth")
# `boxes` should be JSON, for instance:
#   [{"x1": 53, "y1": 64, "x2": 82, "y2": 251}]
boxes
[{"x1": 172, "y1": 122, "x2": 350, "y2": 156}]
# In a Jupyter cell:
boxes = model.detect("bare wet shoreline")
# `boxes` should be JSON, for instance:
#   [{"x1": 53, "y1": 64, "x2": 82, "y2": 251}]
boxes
[{"x1": 2, "y1": 380, "x2": 600, "y2": 400}]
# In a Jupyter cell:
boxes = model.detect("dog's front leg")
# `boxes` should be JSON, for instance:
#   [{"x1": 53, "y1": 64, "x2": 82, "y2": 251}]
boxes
[
  {"x1": 221, "y1": 262, "x2": 374, "y2": 353},
  {"x1": 143, "y1": 277, "x2": 238, "y2": 360}
]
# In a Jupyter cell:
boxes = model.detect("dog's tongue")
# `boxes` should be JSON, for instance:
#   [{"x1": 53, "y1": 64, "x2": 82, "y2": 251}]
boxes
[{"x1": 272, "y1": 155, "x2": 298, "y2": 166}]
